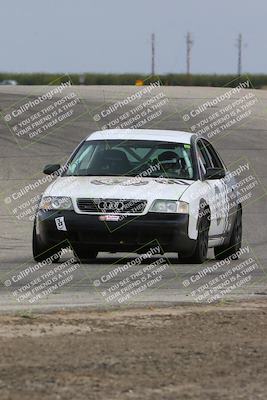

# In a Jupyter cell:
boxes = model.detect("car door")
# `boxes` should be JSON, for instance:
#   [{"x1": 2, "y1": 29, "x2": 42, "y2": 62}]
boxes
[{"x1": 196, "y1": 139, "x2": 230, "y2": 239}]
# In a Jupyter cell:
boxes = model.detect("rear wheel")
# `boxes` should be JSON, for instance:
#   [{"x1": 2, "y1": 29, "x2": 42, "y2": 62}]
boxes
[
  {"x1": 179, "y1": 216, "x2": 209, "y2": 264},
  {"x1": 214, "y1": 206, "x2": 242, "y2": 260},
  {"x1": 32, "y1": 222, "x2": 61, "y2": 263},
  {"x1": 73, "y1": 246, "x2": 98, "y2": 263}
]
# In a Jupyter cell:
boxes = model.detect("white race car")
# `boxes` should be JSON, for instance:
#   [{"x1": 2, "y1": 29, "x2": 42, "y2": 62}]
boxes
[{"x1": 33, "y1": 129, "x2": 242, "y2": 264}]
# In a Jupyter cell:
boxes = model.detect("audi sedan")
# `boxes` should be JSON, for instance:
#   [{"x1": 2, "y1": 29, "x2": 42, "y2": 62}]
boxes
[{"x1": 33, "y1": 129, "x2": 242, "y2": 264}]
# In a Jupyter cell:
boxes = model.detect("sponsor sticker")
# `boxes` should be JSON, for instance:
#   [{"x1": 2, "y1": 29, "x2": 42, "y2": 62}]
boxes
[
  {"x1": 55, "y1": 216, "x2": 67, "y2": 231},
  {"x1": 99, "y1": 215, "x2": 121, "y2": 222}
]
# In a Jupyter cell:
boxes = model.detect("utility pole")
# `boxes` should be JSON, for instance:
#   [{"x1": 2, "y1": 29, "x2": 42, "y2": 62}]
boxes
[
  {"x1": 237, "y1": 33, "x2": 242, "y2": 75},
  {"x1": 186, "y1": 32, "x2": 193, "y2": 75},
  {"x1": 151, "y1": 33, "x2": 155, "y2": 75}
]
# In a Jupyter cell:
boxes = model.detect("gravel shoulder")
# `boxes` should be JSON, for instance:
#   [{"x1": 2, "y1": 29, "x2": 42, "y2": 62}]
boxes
[{"x1": 0, "y1": 300, "x2": 266, "y2": 400}]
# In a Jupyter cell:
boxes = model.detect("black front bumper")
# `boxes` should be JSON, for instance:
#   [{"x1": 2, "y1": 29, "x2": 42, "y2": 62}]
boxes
[{"x1": 36, "y1": 210, "x2": 196, "y2": 254}]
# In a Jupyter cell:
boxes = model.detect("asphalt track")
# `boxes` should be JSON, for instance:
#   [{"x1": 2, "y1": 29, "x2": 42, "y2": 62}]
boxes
[{"x1": 0, "y1": 84, "x2": 266, "y2": 312}]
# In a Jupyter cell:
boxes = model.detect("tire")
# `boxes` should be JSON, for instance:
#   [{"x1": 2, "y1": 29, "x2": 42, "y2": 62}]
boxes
[
  {"x1": 32, "y1": 220, "x2": 61, "y2": 263},
  {"x1": 73, "y1": 246, "x2": 98, "y2": 263},
  {"x1": 179, "y1": 216, "x2": 209, "y2": 264},
  {"x1": 214, "y1": 206, "x2": 242, "y2": 261}
]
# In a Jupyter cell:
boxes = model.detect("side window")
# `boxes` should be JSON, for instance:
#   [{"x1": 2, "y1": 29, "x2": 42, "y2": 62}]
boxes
[
  {"x1": 196, "y1": 140, "x2": 212, "y2": 175},
  {"x1": 67, "y1": 144, "x2": 94, "y2": 174},
  {"x1": 202, "y1": 140, "x2": 224, "y2": 170},
  {"x1": 79, "y1": 146, "x2": 96, "y2": 170}
]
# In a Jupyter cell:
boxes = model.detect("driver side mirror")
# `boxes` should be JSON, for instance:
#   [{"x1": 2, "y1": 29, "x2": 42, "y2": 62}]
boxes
[
  {"x1": 204, "y1": 167, "x2": 225, "y2": 180},
  {"x1": 43, "y1": 164, "x2": 61, "y2": 175}
]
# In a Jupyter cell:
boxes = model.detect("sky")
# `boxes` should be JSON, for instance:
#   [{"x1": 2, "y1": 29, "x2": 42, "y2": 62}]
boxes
[{"x1": 0, "y1": 0, "x2": 266, "y2": 75}]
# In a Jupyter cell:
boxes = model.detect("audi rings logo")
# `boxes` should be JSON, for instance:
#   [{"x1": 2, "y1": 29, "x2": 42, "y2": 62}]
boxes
[{"x1": 97, "y1": 200, "x2": 125, "y2": 212}]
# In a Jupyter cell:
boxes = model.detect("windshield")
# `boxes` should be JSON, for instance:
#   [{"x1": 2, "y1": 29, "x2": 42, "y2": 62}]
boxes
[{"x1": 64, "y1": 140, "x2": 195, "y2": 180}]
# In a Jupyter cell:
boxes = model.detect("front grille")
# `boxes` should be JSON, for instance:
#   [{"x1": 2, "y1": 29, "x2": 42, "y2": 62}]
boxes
[{"x1": 77, "y1": 198, "x2": 147, "y2": 214}]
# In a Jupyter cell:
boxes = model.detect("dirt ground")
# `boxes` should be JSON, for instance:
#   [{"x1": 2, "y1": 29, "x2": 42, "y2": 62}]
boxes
[{"x1": 0, "y1": 301, "x2": 266, "y2": 400}]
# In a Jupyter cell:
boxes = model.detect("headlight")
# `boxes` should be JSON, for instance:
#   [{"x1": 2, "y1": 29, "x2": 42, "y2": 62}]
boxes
[
  {"x1": 40, "y1": 196, "x2": 73, "y2": 211},
  {"x1": 149, "y1": 200, "x2": 189, "y2": 214}
]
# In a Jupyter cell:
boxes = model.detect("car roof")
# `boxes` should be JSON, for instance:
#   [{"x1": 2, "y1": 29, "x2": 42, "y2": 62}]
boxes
[{"x1": 86, "y1": 129, "x2": 194, "y2": 144}]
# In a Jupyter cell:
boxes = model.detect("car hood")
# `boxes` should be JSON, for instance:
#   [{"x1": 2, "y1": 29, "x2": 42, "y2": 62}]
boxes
[{"x1": 44, "y1": 176, "x2": 192, "y2": 202}]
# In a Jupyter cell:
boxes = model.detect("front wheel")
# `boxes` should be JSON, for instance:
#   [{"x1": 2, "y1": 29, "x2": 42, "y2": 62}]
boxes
[
  {"x1": 179, "y1": 216, "x2": 209, "y2": 264},
  {"x1": 32, "y1": 222, "x2": 61, "y2": 263},
  {"x1": 214, "y1": 206, "x2": 242, "y2": 260}
]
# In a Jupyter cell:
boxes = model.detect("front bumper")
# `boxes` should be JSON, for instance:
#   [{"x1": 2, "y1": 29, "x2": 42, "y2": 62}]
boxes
[{"x1": 36, "y1": 210, "x2": 196, "y2": 254}]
